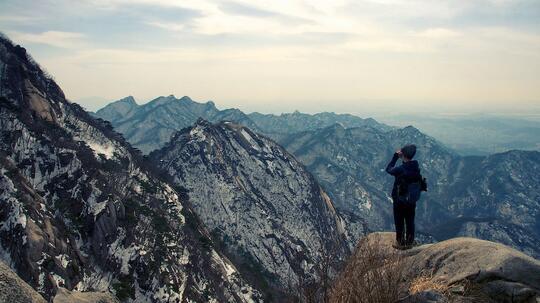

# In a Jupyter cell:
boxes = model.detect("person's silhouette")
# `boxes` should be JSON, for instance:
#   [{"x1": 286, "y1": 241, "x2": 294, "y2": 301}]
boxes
[{"x1": 386, "y1": 144, "x2": 422, "y2": 248}]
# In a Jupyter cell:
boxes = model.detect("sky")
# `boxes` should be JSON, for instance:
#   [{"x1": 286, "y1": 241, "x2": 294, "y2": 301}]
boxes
[{"x1": 1, "y1": 0, "x2": 539, "y2": 115}]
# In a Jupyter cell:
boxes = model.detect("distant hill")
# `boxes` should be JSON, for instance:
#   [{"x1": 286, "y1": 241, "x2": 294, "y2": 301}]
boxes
[
  {"x1": 379, "y1": 114, "x2": 540, "y2": 155},
  {"x1": 248, "y1": 110, "x2": 392, "y2": 142}
]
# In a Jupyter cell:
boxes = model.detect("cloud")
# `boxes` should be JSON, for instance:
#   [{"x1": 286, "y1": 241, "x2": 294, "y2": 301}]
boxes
[
  {"x1": 414, "y1": 28, "x2": 462, "y2": 38},
  {"x1": 0, "y1": 15, "x2": 38, "y2": 23},
  {"x1": 218, "y1": 1, "x2": 312, "y2": 24},
  {"x1": 122, "y1": 3, "x2": 203, "y2": 21},
  {"x1": 8, "y1": 31, "x2": 87, "y2": 48},
  {"x1": 219, "y1": 1, "x2": 280, "y2": 17},
  {"x1": 146, "y1": 21, "x2": 186, "y2": 32},
  {"x1": 2, "y1": 0, "x2": 538, "y2": 111}
]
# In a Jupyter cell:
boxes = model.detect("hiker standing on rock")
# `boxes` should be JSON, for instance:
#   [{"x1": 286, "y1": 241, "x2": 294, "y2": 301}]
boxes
[{"x1": 386, "y1": 144, "x2": 426, "y2": 249}]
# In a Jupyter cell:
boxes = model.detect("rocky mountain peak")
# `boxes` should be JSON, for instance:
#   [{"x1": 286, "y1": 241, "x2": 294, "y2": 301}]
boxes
[
  {"x1": 116, "y1": 95, "x2": 137, "y2": 106},
  {"x1": 399, "y1": 125, "x2": 422, "y2": 136},
  {"x1": 178, "y1": 95, "x2": 193, "y2": 103},
  {"x1": 151, "y1": 120, "x2": 349, "y2": 296},
  {"x1": 93, "y1": 96, "x2": 138, "y2": 124},
  {"x1": 93, "y1": 95, "x2": 260, "y2": 153},
  {"x1": 0, "y1": 36, "x2": 65, "y2": 122},
  {"x1": 149, "y1": 94, "x2": 177, "y2": 106}
]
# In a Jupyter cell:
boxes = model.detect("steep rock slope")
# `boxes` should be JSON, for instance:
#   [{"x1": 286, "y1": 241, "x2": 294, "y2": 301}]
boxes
[
  {"x1": 278, "y1": 124, "x2": 540, "y2": 258},
  {"x1": 150, "y1": 119, "x2": 350, "y2": 296},
  {"x1": 94, "y1": 96, "x2": 259, "y2": 153},
  {"x1": 53, "y1": 288, "x2": 118, "y2": 303},
  {"x1": 331, "y1": 232, "x2": 540, "y2": 303},
  {"x1": 0, "y1": 35, "x2": 259, "y2": 302}
]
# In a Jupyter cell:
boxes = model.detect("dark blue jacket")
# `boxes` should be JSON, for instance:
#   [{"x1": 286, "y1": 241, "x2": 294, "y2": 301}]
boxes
[{"x1": 386, "y1": 153, "x2": 421, "y2": 200}]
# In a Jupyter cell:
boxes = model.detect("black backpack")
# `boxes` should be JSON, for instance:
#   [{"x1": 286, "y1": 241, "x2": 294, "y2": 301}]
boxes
[{"x1": 396, "y1": 174, "x2": 427, "y2": 206}]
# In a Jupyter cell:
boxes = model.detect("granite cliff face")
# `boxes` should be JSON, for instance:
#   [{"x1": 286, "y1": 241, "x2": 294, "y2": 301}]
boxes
[
  {"x1": 0, "y1": 35, "x2": 260, "y2": 302},
  {"x1": 150, "y1": 119, "x2": 350, "y2": 298}
]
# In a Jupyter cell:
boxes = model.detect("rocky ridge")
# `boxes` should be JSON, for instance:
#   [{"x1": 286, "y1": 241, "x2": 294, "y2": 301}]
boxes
[
  {"x1": 94, "y1": 95, "x2": 259, "y2": 153},
  {"x1": 149, "y1": 119, "x2": 351, "y2": 298},
  {"x1": 94, "y1": 96, "x2": 389, "y2": 154}
]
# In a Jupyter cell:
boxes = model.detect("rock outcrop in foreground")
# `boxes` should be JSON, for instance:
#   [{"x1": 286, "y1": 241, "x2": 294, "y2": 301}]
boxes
[{"x1": 332, "y1": 232, "x2": 540, "y2": 303}]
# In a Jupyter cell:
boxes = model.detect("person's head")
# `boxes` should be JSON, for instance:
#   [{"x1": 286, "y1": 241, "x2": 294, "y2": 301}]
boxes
[{"x1": 400, "y1": 144, "x2": 416, "y2": 161}]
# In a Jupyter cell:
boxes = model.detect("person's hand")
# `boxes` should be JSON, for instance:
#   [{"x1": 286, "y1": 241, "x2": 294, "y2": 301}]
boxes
[{"x1": 396, "y1": 149, "x2": 403, "y2": 158}]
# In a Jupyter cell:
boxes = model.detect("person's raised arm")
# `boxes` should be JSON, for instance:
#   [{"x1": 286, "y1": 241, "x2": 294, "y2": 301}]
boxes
[{"x1": 386, "y1": 151, "x2": 403, "y2": 176}]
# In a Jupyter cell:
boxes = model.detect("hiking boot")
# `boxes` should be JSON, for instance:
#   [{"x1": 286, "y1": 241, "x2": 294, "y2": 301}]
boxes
[
  {"x1": 401, "y1": 244, "x2": 413, "y2": 250},
  {"x1": 400, "y1": 240, "x2": 419, "y2": 250},
  {"x1": 392, "y1": 242, "x2": 407, "y2": 250}
]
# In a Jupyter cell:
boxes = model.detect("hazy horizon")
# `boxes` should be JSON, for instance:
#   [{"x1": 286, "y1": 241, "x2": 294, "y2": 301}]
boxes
[{"x1": 1, "y1": 0, "x2": 539, "y2": 116}]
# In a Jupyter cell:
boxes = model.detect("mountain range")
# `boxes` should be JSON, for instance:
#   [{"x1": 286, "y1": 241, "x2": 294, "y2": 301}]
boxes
[
  {"x1": 0, "y1": 34, "x2": 261, "y2": 302},
  {"x1": 0, "y1": 34, "x2": 359, "y2": 302},
  {"x1": 93, "y1": 95, "x2": 390, "y2": 154},
  {"x1": 95, "y1": 95, "x2": 540, "y2": 259}
]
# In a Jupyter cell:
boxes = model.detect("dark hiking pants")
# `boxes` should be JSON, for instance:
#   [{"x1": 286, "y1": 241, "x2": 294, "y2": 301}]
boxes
[{"x1": 393, "y1": 202, "x2": 416, "y2": 246}]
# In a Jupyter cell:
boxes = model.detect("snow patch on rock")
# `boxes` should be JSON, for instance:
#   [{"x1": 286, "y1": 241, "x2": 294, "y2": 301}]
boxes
[
  {"x1": 87, "y1": 141, "x2": 116, "y2": 159},
  {"x1": 190, "y1": 126, "x2": 207, "y2": 142},
  {"x1": 240, "y1": 128, "x2": 260, "y2": 151}
]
